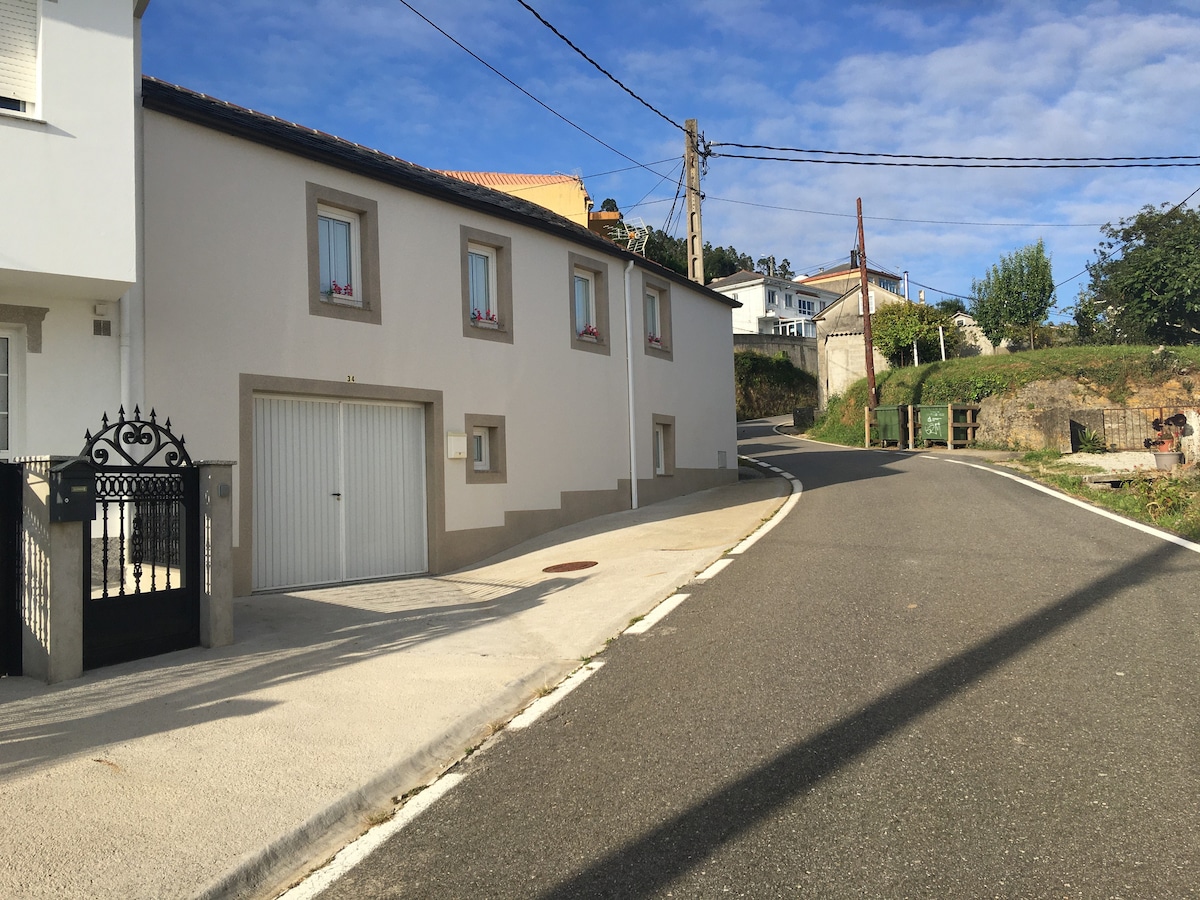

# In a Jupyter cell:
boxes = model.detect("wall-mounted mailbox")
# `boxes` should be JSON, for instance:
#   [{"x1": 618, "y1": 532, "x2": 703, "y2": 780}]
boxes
[
  {"x1": 446, "y1": 432, "x2": 467, "y2": 460},
  {"x1": 49, "y1": 458, "x2": 97, "y2": 523}
]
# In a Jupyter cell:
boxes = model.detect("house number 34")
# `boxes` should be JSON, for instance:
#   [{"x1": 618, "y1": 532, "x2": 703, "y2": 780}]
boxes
[{"x1": 346, "y1": 375, "x2": 356, "y2": 383}]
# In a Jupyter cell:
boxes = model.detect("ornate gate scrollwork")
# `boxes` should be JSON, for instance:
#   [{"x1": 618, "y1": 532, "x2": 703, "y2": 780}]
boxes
[{"x1": 79, "y1": 406, "x2": 200, "y2": 669}]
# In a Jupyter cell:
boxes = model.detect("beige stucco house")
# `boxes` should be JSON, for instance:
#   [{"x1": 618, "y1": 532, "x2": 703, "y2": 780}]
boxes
[
  {"x1": 813, "y1": 284, "x2": 909, "y2": 408},
  {"x1": 2, "y1": 0, "x2": 742, "y2": 599},
  {"x1": 140, "y1": 81, "x2": 740, "y2": 595}
]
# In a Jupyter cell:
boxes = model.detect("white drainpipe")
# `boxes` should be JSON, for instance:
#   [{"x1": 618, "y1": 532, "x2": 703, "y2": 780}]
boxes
[{"x1": 624, "y1": 260, "x2": 638, "y2": 510}]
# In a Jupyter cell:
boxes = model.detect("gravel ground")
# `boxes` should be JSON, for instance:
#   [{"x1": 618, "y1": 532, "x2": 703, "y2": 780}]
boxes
[{"x1": 1063, "y1": 450, "x2": 1168, "y2": 473}]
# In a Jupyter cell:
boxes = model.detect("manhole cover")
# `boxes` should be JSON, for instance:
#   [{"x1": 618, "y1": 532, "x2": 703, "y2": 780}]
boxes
[{"x1": 542, "y1": 561, "x2": 598, "y2": 573}]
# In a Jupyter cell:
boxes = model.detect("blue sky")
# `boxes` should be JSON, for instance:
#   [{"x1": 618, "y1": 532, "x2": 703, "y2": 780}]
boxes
[{"x1": 142, "y1": 0, "x2": 1200, "y2": 318}]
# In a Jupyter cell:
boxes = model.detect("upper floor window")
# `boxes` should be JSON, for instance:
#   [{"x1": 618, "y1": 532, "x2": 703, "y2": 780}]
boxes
[
  {"x1": 767, "y1": 289, "x2": 778, "y2": 305},
  {"x1": 307, "y1": 183, "x2": 381, "y2": 325},
  {"x1": 784, "y1": 293, "x2": 794, "y2": 308},
  {"x1": 0, "y1": 0, "x2": 38, "y2": 117},
  {"x1": 642, "y1": 276, "x2": 673, "y2": 360},
  {"x1": 799, "y1": 298, "x2": 815, "y2": 317},
  {"x1": 468, "y1": 244, "x2": 497, "y2": 323},
  {"x1": 567, "y1": 252, "x2": 610, "y2": 355},
  {"x1": 317, "y1": 206, "x2": 360, "y2": 304},
  {"x1": 575, "y1": 270, "x2": 596, "y2": 334},
  {"x1": 460, "y1": 226, "x2": 513, "y2": 343}
]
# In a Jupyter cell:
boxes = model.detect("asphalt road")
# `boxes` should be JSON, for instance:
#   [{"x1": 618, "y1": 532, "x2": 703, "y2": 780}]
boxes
[{"x1": 312, "y1": 423, "x2": 1200, "y2": 899}]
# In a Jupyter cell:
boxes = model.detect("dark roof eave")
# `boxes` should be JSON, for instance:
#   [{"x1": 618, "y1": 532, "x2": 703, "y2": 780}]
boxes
[{"x1": 140, "y1": 77, "x2": 738, "y2": 310}]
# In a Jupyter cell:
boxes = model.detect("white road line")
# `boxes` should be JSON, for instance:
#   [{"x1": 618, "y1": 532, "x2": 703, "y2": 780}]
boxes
[
  {"x1": 277, "y1": 773, "x2": 466, "y2": 900},
  {"x1": 694, "y1": 557, "x2": 735, "y2": 581},
  {"x1": 624, "y1": 593, "x2": 690, "y2": 635},
  {"x1": 507, "y1": 661, "x2": 605, "y2": 730},
  {"x1": 935, "y1": 457, "x2": 1200, "y2": 554}
]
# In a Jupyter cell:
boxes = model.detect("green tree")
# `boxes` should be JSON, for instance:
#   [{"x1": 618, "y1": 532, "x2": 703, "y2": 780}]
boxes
[
  {"x1": 599, "y1": 197, "x2": 620, "y2": 213},
  {"x1": 641, "y1": 230, "x2": 756, "y2": 282},
  {"x1": 1087, "y1": 203, "x2": 1200, "y2": 344},
  {"x1": 935, "y1": 297, "x2": 967, "y2": 316},
  {"x1": 970, "y1": 240, "x2": 1055, "y2": 349},
  {"x1": 870, "y1": 302, "x2": 960, "y2": 366}
]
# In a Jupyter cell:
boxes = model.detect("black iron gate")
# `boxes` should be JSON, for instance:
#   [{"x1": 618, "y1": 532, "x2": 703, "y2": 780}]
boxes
[
  {"x1": 80, "y1": 408, "x2": 200, "y2": 670},
  {"x1": 0, "y1": 461, "x2": 21, "y2": 676}
]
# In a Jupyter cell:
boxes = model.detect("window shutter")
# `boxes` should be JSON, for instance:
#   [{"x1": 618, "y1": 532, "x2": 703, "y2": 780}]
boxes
[{"x1": 0, "y1": 0, "x2": 38, "y2": 103}]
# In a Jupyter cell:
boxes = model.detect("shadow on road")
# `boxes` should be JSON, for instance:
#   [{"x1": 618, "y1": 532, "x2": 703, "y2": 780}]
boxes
[{"x1": 535, "y1": 540, "x2": 1185, "y2": 899}]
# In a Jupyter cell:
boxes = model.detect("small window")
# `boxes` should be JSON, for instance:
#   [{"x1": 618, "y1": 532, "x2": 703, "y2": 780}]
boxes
[
  {"x1": 784, "y1": 293, "x2": 794, "y2": 308},
  {"x1": 799, "y1": 298, "x2": 815, "y2": 316},
  {"x1": 858, "y1": 290, "x2": 877, "y2": 316},
  {"x1": 651, "y1": 413, "x2": 675, "y2": 477},
  {"x1": 472, "y1": 427, "x2": 490, "y2": 471},
  {"x1": 464, "y1": 413, "x2": 506, "y2": 484},
  {"x1": 467, "y1": 244, "x2": 498, "y2": 324},
  {"x1": 767, "y1": 290, "x2": 778, "y2": 305}
]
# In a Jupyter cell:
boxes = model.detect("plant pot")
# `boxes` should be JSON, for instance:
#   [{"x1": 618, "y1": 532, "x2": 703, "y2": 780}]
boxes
[{"x1": 1152, "y1": 451, "x2": 1183, "y2": 471}]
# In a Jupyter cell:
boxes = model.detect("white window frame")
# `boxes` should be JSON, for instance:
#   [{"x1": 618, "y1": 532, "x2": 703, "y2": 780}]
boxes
[
  {"x1": 0, "y1": 0, "x2": 38, "y2": 117},
  {"x1": 645, "y1": 288, "x2": 661, "y2": 342},
  {"x1": 784, "y1": 293, "x2": 794, "y2": 308},
  {"x1": 317, "y1": 204, "x2": 362, "y2": 307},
  {"x1": 472, "y1": 427, "x2": 490, "y2": 472},
  {"x1": 574, "y1": 268, "x2": 596, "y2": 334},
  {"x1": 799, "y1": 298, "x2": 815, "y2": 316},
  {"x1": 467, "y1": 243, "x2": 498, "y2": 323},
  {"x1": 653, "y1": 423, "x2": 666, "y2": 475},
  {"x1": 0, "y1": 327, "x2": 25, "y2": 458},
  {"x1": 767, "y1": 289, "x2": 778, "y2": 306},
  {"x1": 858, "y1": 290, "x2": 877, "y2": 316}
]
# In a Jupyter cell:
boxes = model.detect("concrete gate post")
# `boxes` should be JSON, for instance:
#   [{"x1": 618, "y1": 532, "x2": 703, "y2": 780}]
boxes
[
  {"x1": 197, "y1": 461, "x2": 235, "y2": 648},
  {"x1": 20, "y1": 457, "x2": 84, "y2": 684}
]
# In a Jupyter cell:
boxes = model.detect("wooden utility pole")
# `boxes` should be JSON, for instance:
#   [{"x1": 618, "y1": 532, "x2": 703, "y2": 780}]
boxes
[
  {"x1": 685, "y1": 118, "x2": 704, "y2": 284},
  {"x1": 857, "y1": 198, "x2": 878, "y2": 409}
]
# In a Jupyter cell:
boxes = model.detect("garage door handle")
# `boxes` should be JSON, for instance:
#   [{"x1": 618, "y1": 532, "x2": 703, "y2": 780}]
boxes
[{"x1": 331, "y1": 492, "x2": 342, "y2": 499}]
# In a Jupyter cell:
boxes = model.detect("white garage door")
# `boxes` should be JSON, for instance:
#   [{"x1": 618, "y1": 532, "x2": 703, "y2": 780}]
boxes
[{"x1": 253, "y1": 395, "x2": 427, "y2": 591}]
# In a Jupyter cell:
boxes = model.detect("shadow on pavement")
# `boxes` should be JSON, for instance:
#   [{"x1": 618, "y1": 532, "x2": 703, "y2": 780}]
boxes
[{"x1": 534, "y1": 540, "x2": 1184, "y2": 899}]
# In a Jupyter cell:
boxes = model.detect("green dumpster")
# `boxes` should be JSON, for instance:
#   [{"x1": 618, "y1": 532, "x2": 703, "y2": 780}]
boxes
[
  {"x1": 875, "y1": 405, "x2": 905, "y2": 444},
  {"x1": 918, "y1": 405, "x2": 949, "y2": 442}
]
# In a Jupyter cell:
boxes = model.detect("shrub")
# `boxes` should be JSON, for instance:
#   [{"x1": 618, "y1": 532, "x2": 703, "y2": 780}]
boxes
[{"x1": 734, "y1": 351, "x2": 817, "y2": 420}]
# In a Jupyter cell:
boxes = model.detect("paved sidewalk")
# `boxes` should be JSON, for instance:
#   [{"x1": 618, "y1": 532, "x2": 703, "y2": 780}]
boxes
[{"x1": 0, "y1": 473, "x2": 788, "y2": 900}]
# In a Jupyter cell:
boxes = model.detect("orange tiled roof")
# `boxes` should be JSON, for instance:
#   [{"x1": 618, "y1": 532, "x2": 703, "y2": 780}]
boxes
[{"x1": 437, "y1": 171, "x2": 581, "y2": 188}]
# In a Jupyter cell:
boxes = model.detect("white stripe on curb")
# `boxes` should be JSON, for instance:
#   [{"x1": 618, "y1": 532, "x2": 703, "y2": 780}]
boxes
[
  {"x1": 694, "y1": 557, "x2": 735, "y2": 581},
  {"x1": 277, "y1": 773, "x2": 466, "y2": 900},
  {"x1": 624, "y1": 593, "x2": 690, "y2": 634},
  {"x1": 507, "y1": 661, "x2": 605, "y2": 730}
]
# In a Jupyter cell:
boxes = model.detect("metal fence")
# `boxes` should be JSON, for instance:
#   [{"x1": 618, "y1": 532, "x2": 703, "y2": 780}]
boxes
[{"x1": 1101, "y1": 407, "x2": 1185, "y2": 451}]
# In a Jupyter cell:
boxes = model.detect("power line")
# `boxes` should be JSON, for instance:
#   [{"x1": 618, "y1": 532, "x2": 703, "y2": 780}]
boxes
[
  {"x1": 1051, "y1": 184, "x2": 1200, "y2": 292},
  {"x1": 512, "y1": 0, "x2": 684, "y2": 132},
  {"x1": 708, "y1": 150, "x2": 1200, "y2": 169},
  {"x1": 705, "y1": 195, "x2": 1104, "y2": 228},
  {"x1": 708, "y1": 142, "x2": 1200, "y2": 163},
  {"x1": 393, "y1": 0, "x2": 671, "y2": 178}
]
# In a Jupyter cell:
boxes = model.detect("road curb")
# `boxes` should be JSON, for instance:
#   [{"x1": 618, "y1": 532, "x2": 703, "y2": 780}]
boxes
[{"x1": 194, "y1": 659, "x2": 572, "y2": 900}]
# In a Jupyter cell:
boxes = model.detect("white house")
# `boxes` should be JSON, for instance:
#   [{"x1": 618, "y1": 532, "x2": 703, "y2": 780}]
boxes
[
  {"x1": 708, "y1": 270, "x2": 839, "y2": 338},
  {"x1": 0, "y1": 0, "x2": 147, "y2": 460}
]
